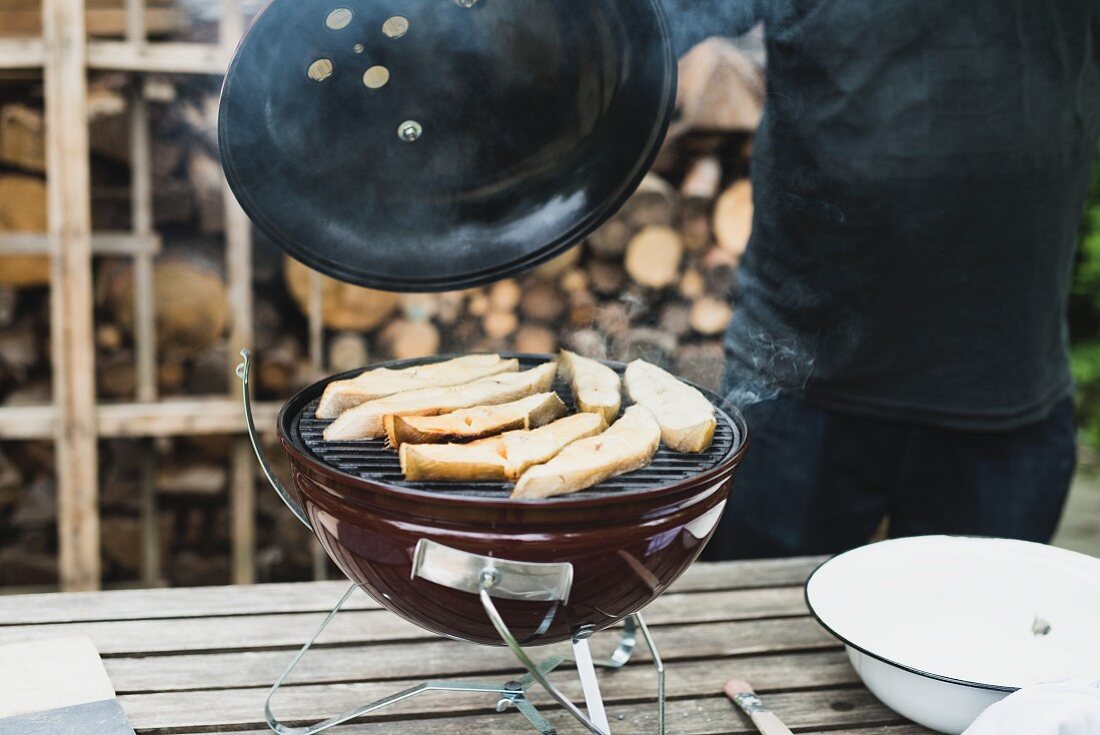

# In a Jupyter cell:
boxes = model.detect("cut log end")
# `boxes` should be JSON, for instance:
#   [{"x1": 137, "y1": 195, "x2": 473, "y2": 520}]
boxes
[
  {"x1": 690, "y1": 297, "x2": 734, "y2": 336},
  {"x1": 714, "y1": 180, "x2": 753, "y2": 260},
  {"x1": 284, "y1": 257, "x2": 399, "y2": 332},
  {"x1": 625, "y1": 225, "x2": 683, "y2": 289}
]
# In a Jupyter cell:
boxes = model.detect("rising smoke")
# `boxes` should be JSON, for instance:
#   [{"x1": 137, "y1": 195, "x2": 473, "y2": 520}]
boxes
[{"x1": 722, "y1": 323, "x2": 817, "y2": 410}]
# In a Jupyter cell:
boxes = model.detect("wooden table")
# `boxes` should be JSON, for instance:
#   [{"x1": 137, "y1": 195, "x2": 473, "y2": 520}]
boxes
[{"x1": 0, "y1": 558, "x2": 935, "y2": 735}]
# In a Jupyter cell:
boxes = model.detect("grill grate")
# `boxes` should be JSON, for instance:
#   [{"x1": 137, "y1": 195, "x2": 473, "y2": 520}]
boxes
[{"x1": 292, "y1": 357, "x2": 741, "y2": 500}]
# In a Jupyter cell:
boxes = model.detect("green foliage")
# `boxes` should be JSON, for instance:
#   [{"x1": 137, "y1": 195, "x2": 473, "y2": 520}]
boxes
[
  {"x1": 1071, "y1": 147, "x2": 1100, "y2": 446},
  {"x1": 1072, "y1": 342, "x2": 1100, "y2": 446}
]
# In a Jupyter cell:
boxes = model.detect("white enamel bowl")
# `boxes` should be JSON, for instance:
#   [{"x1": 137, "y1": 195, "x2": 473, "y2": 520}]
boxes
[{"x1": 805, "y1": 536, "x2": 1100, "y2": 734}]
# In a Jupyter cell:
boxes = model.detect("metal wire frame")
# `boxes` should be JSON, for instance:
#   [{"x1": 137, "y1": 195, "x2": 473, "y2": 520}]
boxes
[{"x1": 263, "y1": 583, "x2": 666, "y2": 735}]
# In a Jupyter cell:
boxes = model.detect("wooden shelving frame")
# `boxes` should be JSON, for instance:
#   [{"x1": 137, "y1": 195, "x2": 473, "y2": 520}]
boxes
[{"x1": 0, "y1": 0, "x2": 312, "y2": 591}]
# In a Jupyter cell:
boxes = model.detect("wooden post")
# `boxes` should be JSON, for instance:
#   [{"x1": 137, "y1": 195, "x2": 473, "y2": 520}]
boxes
[
  {"x1": 127, "y1": 0, "x2": 160, "y2": 591},
  {"x1": 219, "y1": 0, "x2": 244, "y2": 51},
  {"x1": 226, "y1": 170, "x2": 255, "y2": 586},
  {"x1": 222, "y1": 0, "x2": 256, "y2": 586},
  {"x1": 139, "y1": 441, "x2": 159, "y2": 586},
  {"x1": 127, "y1": 0, "x2": 156, "y2": 403},
  {"x1": 130, "y1": 90, "x2": 157, "y2": 403},
  {"x1": 230, "y1": 439, "x2": 255, "y2": 585},
  {"x1": 222, "y1": 0, "x2": 251, "y2": 381},
  {"x1": 124, "y1": 0, "x2": 145, "y2": 45},
  {"x1": 43, "y1": 0, "x2": 100, "y2": 591},
  {"x1": 308, "y1": 270, "x2": 324, "y2": 373}
]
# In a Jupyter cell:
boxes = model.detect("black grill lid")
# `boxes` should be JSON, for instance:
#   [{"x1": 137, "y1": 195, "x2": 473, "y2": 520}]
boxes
[{"x1": 219, "y1": 0, "x2": 676, "y2": 292}]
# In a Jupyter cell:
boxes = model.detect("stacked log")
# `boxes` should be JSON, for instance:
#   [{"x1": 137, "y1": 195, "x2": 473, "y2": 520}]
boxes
[
  {"x1": 0, "y1": 0, "x2": 189, "y2": 38},
  {"x1": 0, "y1": 175, "x2": 49, "y2": 288}
]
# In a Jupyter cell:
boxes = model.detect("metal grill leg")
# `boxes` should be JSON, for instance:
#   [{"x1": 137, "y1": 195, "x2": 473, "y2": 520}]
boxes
[
  {"x1": 635, "y1": 613, "x2": 665, "y2": 735},
  {"x1": 572, "y1": 635, "x2": 612, "y2": 734},
  {"x1": 597, "y1": 616, "x2": 637, "y2": 669}
]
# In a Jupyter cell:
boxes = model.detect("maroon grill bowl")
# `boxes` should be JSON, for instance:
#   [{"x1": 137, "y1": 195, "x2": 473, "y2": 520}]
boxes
[{"x1": 271, "y1": 354, "x2": 749, "y2": 646}]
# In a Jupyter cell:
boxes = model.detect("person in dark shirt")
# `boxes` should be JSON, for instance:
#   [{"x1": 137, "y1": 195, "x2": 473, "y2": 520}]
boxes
[{"x1": 662, "y1": 0, "x2": 1100, "y2": 558}]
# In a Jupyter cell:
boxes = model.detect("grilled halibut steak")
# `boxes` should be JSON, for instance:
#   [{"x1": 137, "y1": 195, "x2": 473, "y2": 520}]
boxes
[
  {"x1": 323, "y1": 362, "x2": 557, "y2": 441},
  {"x1": 559, "y1": 349, "x2": 621, "y2": 423},
  {"x1": 399, "y1": 412, "x2": 607, "y2": 482},
  {"x1": 316, "y1": 354, "x2": 517, "y2": 419},
  {"x1": 624, "y1": 359, "x2": 716, "y2": 453},
  {"x1": 511, "y1": 405, "x2": 661, "y2": 499},
  {"x1": 384, "y1": 392, "x2": 567, "y2": 447}
]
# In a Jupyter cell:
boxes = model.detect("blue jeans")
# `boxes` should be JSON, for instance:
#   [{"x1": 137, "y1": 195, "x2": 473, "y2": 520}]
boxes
[{"x1": 702, "y1": 394, "x2": 1077, "y2": 561}]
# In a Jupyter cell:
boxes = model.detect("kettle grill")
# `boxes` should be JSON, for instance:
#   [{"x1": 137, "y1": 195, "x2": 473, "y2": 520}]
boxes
[{"x1": 237, "y1": 352, "x2": 748, "y2": 734}]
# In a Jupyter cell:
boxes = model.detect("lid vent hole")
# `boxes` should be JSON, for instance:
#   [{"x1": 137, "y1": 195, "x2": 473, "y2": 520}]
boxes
[
  {"x1": 307, "y1": 58, "x2": 334, "y2": 82},
  {"x1": 382, "y1": 16, "x2": 409, "y2": 38},
  {"x1": 363, "y1": 65, "x2": 390, "y2": 89},
  {"x1": 325, "y1": 8, "x2": 353, "y2": 29}
]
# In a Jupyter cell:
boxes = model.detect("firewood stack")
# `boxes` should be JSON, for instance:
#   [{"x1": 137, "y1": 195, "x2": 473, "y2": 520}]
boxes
[{"x1": 0, "y1": 26, "x2": 762, "y2": 587}]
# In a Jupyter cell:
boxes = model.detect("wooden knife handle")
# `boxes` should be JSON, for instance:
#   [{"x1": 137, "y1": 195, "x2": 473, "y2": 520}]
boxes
[{"x1": 750, "y1": 710, "x2": 794, "y2": 735}]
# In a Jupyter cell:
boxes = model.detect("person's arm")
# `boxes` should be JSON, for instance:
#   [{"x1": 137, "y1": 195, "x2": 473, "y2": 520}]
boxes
[{"x1": 660, "y1": 0, "x2": 760, "y2": 55}]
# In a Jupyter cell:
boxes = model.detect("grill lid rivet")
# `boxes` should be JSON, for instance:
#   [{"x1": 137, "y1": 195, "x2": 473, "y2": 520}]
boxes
[
  {"x1": 399, "y1": 120, "x2": 423, "y2": 142},
  {"x1": 454, "y1": 0, "x2": 479, "y2": 7}
]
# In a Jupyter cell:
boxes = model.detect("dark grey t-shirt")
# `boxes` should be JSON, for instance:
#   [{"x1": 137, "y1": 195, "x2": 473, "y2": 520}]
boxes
[{"x1": 664, "y1": 0, "x2": 1100, "y2": 429}]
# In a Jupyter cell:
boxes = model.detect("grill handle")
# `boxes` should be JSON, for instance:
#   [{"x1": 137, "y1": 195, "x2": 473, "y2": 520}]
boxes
[
  {"x1": 412, "y1": 539, "x2": 574, "y2": 603},
  {"x1": 237, "y1": 349, "x2": 313, "y2": 530}
]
